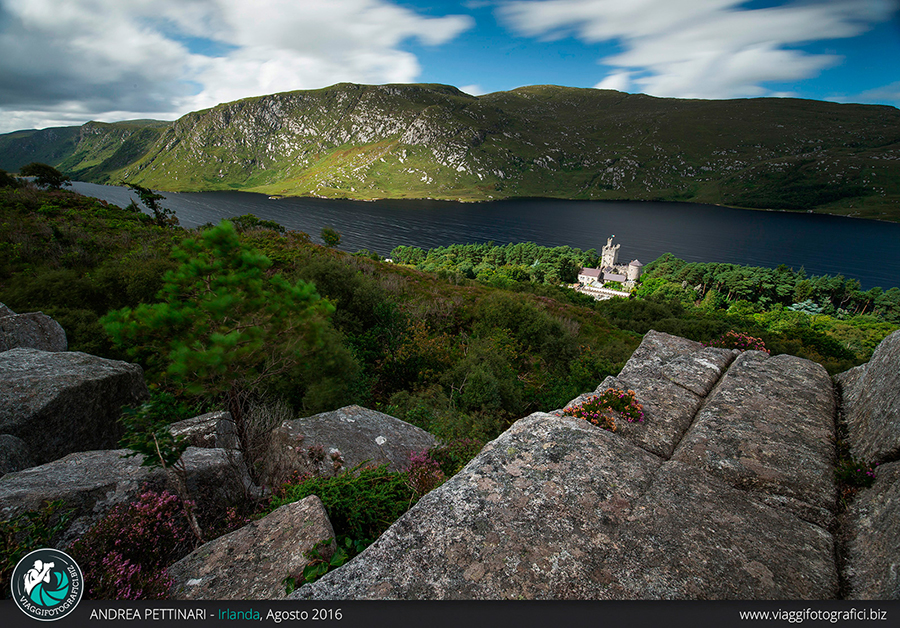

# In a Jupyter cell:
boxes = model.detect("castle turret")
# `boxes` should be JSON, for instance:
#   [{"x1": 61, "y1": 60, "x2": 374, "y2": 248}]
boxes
[{"x1": 627, "y1": 259, "x2": 643, "y2": 282}]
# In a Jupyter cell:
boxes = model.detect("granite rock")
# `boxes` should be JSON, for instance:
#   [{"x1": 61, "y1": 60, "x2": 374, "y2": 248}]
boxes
[
  {"x1": 837, "y1": 329, "x2": 900, "y2": 465},
  {"x1": 292, "y1": 412, "x2": 837, "y2": 600},
  {"x1": 291, "y1": 412, "x2": 662, "y2": 600},
  {"x1": 0, "y1": 434, "x2": 35, "y2": 475},
  {"x1": 169, "y1": 411, "x2": 236, "y2": 449},
  {"x1": 0, "y1": 348, "x2": 148, "y2": 464},
  {"x1": 169, "y1": 495, "x2": 334, "y2": 600},
  {"x1": 569, "y1": 331, "x2": 738, "y2": 459},
  {"x1": 600, "y1": 460, "x2": 837, "y2": 599},
  {"x1": 281, "y1": 405, "x2": 437, "y2": 472},
  {"x1": 672, "y1": 352, "x2": 837, "y2": 527},
  {"x1": 0, "y1": 447, "x2": 253, "y2": 546},
  {"x1": 0, "y1": 311, "x2": 67, "y2": 352},
  {"x1": 843, "y1": 460, "x2": 900, "y2": 600}
]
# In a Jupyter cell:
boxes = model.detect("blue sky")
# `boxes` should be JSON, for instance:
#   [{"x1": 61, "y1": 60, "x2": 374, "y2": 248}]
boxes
[{"x1": 1, "y1": 0, "x2": 898, "y2": 133}]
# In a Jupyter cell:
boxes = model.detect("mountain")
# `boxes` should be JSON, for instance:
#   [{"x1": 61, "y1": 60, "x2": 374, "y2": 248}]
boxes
[{"x1": 3, "y1": 83, "x2": 899, "y2": 220}]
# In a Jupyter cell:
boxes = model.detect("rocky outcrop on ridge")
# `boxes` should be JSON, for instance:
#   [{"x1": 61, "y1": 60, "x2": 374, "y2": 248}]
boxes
[
  {"x1": 280, "y1": 405, "x2": 437, "y2": 473},
  {"x1": 0, "y1": 348, "x2": 148, "y2": 466},
  {"x1": 836, "y1": 329, "x2": 900, "y2": 466},
  {"x1": 0, "y1": 447, "x2": 253, "y2": 546},
  {"x1": 168, "y1": 495, "x2": 334, "y2": 600},
  {"x1": 292, "y1": 330, "x2": 876, "y2": 600},
  {"x1": 0, "y1": 304, "x2": 67, "y2": 353}
]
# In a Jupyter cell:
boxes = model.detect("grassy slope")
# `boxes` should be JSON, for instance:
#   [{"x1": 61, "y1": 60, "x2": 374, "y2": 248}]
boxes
[{"x1": 2, "y1": 83, "x2": 899, "y2": 219}]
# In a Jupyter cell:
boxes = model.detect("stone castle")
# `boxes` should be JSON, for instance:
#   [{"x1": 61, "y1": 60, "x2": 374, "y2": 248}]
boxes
[{"x1": 577, "y1": 236, "x2": 643, "y2": 296}]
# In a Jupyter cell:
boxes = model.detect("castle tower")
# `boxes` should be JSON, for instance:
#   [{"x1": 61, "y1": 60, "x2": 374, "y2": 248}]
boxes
[
  {"x1": 601, "y1": 236, "x2": 620, "y2": 268},
  {"x1": 627, "y1": 260, "x2": 643, "y2": 282}
]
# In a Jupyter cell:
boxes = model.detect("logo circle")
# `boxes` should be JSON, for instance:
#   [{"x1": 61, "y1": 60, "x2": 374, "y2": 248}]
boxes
[{"x1": 12, "y1": 549, "x2": 83, "y2": 621}]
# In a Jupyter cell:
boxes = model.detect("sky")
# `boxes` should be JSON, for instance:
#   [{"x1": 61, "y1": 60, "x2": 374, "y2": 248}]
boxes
[{"x1": 1, "y1": 0, "x2": 898, "y2": 134}]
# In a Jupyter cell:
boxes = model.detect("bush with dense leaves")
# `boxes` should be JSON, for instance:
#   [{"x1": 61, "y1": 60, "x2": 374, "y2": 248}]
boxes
[{"x1": 268, "y1": 465, "x2": 415, "y2": 542}]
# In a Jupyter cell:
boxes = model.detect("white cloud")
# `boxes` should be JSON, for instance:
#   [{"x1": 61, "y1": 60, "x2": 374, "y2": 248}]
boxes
[
  {"x1": 0, "y1": 0, "x2": 473, "y2": 133},
  {"x1": 837, "y1": 80, "x2": 900, "y2": 107},
  {"x1": 594, "y1": 70, "x2": 631, "y2": 92},
  {"x1": 499, "y1": 0, "x2": 896, "y2": 99},
  {"x1": 460, "y1": 84, "x2": 486, "y2": 95}
]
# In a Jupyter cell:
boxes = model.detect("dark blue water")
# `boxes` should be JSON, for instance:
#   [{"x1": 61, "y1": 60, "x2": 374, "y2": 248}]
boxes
[{"x1": 70, "y1": 182, "x2": 900, "y2": 290}]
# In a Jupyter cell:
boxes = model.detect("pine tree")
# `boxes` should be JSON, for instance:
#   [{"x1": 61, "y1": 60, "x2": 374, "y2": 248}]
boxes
[{"x1": 102, "y1": 220, "x2": 334, "y2": 420}]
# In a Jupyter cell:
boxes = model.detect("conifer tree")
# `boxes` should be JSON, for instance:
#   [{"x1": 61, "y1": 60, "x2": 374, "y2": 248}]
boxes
[{"x1": 102, "y1": 220, "x2": 334, "y2": 421}]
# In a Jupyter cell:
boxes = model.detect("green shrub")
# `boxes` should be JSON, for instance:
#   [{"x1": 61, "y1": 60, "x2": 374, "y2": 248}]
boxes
[
  {"x1": 268, "y1": 465, "x2": 415, "y2": 542},
  {"x1": 429, "y1": 438, "x2": 484, "y2": 477}
]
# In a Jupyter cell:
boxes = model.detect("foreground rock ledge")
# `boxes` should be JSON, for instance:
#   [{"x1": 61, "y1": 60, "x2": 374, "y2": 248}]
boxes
[
  {"x1": 291, "y1": 412, "x2": 837, "y2": 600},
  {"x1": 672, "y1": 351, "x2": 836, "y2": 528}
]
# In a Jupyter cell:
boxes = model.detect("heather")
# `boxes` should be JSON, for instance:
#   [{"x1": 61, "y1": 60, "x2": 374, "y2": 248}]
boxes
[{"x1": 68, "y1": 489, "x2": 195, "y2": 600}]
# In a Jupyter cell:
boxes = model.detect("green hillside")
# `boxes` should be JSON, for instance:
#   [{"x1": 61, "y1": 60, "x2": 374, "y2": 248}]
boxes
[{"x1": 3, "y1": 83, "x2": 899, "y2": 219}]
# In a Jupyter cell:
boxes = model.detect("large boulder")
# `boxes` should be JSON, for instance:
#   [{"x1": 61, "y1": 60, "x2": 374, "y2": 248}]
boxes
[
  {"x1": 292, "y1": 329, "x2": 846, "y2": 601},
  {"x1": 0, "y1": 434, "x2": 35, "y2": 475},
  {"x1": 168, "y1": 411, "x2": 237, "y2": 449},
  {"x1": 0, "y1": 348, "x2": 148, "y2": 465},
  {"x1": 292, "y1": 412, "x2": 837, "y2": 600},
  {"x1": 281, "y1": 405, "x2": 437, "y2": 472},
  {"x1": 169, "y1": 495, "x2": 334, "y2": 600},
  {"x1": 0, "y1": 307, "x2": 67, "y2": 352},
  {"x1": 0, "y1": 447, "x2": 254, "y2": 546},
  {"x1": 843, "y1": 460, "x2": 900, "y2": 599},
  {"x1": 836, "y1": 329, "x2": 900, "y2": 465}
]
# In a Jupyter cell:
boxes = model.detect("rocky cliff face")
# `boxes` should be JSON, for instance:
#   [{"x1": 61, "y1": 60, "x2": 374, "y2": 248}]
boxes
[{"x1": 292, "y1": 330, "x2": 900, "y2": 600}]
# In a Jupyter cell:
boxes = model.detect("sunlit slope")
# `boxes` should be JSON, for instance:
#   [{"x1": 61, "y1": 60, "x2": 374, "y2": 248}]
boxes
[{"x1": 3, "y1": 83, "x2": 898, "y2": 219}]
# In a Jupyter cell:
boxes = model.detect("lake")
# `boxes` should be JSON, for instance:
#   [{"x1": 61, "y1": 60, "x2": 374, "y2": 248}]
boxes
[{"x1": 70, "y1": 182, "x2": 900, "y2": 290}]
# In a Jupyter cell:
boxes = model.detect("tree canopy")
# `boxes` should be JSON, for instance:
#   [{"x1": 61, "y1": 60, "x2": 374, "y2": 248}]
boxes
[
  {"x1": 321, "y1": 226, "x2": 341, "y2": 248},
  {"x1": 0, "y1": 168, "x2": 19, "y2": 188},
  {"x1": 101, "y1": 220, "x2": 334, "y2": 417},
  {"x1": 125, "y1": 183, "x2": 179, "y2": 227},
  {"x1": 20, "y1": 162, "x2": 70, "y2": 190}
]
